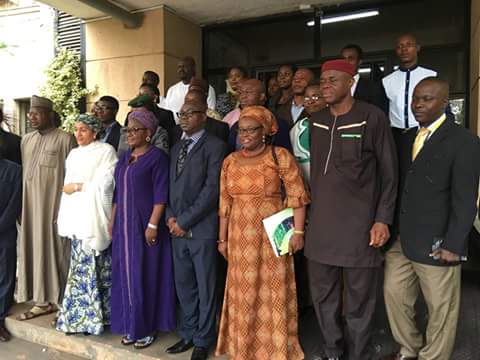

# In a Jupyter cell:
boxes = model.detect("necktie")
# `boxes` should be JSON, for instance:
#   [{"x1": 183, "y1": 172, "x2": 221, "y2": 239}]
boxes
[
  {"x1": 412, "y1": 127, "x2": 430, "y2": 161},
  {"x1": 176, "y1": 139, "x2": 193, "y2": 175}
]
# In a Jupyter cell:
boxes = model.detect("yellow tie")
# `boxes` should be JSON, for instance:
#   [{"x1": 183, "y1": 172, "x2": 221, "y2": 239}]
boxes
[{"x1": 412, "y1": 127, "x2": 430, "y2": 160}]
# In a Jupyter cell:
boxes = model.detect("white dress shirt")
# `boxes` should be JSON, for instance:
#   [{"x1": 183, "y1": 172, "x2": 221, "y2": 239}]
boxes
[
  {"x1": 165, "y1": 81, "x2": 216, "y2": 123},
  {"x1": 158, "y1": 96, "x2": 167, "y2": 109},
  {"x1": 350, "y1": 73, "x2": 360, "y2": 96},
  {"x1": 382, "y1": 65, "x2": 437, "y2": 129},
  {"x1": 290, "y1": 100, "x2": 305, "y2": 124}
]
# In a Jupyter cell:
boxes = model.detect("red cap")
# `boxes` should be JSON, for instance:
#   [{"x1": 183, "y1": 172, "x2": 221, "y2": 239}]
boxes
[{"x1": 321, "y1": 59, "x2": 356, "y2": 76}]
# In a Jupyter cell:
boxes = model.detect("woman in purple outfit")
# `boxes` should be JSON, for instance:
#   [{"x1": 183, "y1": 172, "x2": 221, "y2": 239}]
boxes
[{"x1": 110, "y1": 109, "x2": 175, "y2": 349}]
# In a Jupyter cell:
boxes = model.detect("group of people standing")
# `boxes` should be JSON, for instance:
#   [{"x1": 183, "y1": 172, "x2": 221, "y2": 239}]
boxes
[{"x1": 0, "y1": 31, "x2": 479, "y2": 360}]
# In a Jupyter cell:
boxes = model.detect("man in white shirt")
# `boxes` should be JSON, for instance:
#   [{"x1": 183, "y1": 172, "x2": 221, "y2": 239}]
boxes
[
  {"x1": 165, "y1": 56, "x2": 216, "y2": 123},
  {"x1": 382, "y1": 34, "x2": 437, "y2": 134}
]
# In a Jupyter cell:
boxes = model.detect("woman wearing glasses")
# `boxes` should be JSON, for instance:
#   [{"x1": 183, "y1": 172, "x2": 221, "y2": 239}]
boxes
[
  {"x1": 215, "y1": 106, "x2": 310, "y2": 360},
  {"x1": 110, "y1": 110, "x2": 175, "y2": 349}
]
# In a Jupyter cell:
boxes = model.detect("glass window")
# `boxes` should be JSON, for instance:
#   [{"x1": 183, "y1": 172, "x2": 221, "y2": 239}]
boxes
[{"x1": 206, "y1": 14, "x2": 316, "y2": 71}]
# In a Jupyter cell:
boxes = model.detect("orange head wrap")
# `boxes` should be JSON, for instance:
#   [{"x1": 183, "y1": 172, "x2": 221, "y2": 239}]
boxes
[{"x1": 238, "y1": 106, "x2": 278, "y2": 136}]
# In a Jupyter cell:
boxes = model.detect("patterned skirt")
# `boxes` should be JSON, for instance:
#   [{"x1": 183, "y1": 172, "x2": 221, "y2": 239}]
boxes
[{"x1": 56, "y1": 237, "x2": 112, "y2": 335}]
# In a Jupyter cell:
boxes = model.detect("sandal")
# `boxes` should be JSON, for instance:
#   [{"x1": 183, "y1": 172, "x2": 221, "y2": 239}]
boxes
[
  {"x1": 16, "y1": 304, "x2": 56, "y2": 321},
  {"x1": 134, "y1": 335, "x2": 155, "y2": 349},
  {"x1": 121, "y1": 335, "x2": 135, "y2": 346},
  {"x1": 50, "y1": 311, "x2": 60, "y2": 328}
]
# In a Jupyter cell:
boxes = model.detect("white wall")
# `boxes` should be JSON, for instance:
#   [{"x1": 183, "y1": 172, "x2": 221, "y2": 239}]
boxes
[{"x1": 0, "y1": 1, "x2": 55, "y2": 134}]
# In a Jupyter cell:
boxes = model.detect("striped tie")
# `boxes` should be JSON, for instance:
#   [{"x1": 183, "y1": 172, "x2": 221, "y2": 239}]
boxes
[{"x1": 176, "y1": 139, "x2": 193, "y2": 176}]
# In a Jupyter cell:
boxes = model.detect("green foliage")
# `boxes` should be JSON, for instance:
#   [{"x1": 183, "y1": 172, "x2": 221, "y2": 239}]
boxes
[
  {"x1": 40, "y1": 47, "x2": 96, "y2": 132},
  {"x1": 0, "y1": 41, "x2": 6, "y2": 49}
]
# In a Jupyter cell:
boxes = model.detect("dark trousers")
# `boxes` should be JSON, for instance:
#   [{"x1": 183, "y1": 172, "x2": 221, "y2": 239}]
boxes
[
  {"x1": 0, "y1": 245, "x2": 16, "y2": 325},
  {"x1": 216, "y1": 254, "x2": 227, "y2": 311},
  {"x1": 172, "y1": 237, "x2": 218, "y2": 348},
  {"x1": 308, "y1": 260, "x2": 379, "y2": 360},
  {"x1": 391, "y1": 127, "x2": 409, "y2": 149},
  {"x1": 294, "y1": 250, "x2": 311, "y2": 312}
]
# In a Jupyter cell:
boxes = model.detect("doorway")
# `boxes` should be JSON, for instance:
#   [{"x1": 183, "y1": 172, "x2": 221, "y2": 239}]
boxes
[{"x1": 203, "y1": 0, "x2": 468, "y2": 124}]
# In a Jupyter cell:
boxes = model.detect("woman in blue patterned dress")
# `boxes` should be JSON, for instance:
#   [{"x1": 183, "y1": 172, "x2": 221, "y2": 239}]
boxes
[{"x1": 55, "y1": 114, "x2": 118, "y2": 335}]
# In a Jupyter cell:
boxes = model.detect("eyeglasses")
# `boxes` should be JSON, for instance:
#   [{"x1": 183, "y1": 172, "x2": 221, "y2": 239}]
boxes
[
  {"x1": 122, "y1": 127, "x2": 147, "y2": 134},
  {"x1": 238, "y1": 126, "x2": 262, "y2": 135},
  {"x1": 177, "y1": 110, "x2": 204, "y2": 119},
  {"x1": 304, "y1": 95, "x2": 321, "y2": 102},
  {"x1": 27, "y1": 110, "x2": 48, "y2": 118},
  {"x1": 238, "y1": 89, "x2": 258, "y2": 96},
  {"x1": 97, "y1": 105, "x2": 113, "y2": 111}
]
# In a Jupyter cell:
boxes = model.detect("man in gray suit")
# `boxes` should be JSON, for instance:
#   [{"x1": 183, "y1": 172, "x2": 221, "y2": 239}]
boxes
[{"x1": 165, "y1": 100, "x2": 227, "y2": 360}]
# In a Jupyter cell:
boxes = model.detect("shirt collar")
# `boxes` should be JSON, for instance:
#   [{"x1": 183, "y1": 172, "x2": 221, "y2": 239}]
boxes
[
  {"x1": 353, "y1": 73, "x2": 360, "y2": 82},
  {"x1": 181, "y1": 128, "x2": 205, "y2": 142},
  {"x1": 399, "y1": 64, "x2": 419, "y2": 72},
  {"x1": 424, "y1": 113, "x2": 447, "y2": 133},
  {"x1": 103, "y1": 121, "x2": 116, "y2": 130},
  {"x1": 292, "y1": 99, "x2": 304, "y2": 109}
]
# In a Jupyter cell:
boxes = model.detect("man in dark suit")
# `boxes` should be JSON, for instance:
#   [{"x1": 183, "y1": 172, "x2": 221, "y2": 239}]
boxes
[
  {"x1": 0, "y1": 156, "x2": 21, "y2": 342},
  {"x1": 0, "y1": 109, "x2": 21, "y2": 164},
  {"x1": 383, "y1": 77, "x2": 480, "y2": 360},
  {"x1": 96, "y1": 96, "x2": 122, "y2": 151},
  {"x1": 139, "y1": 83, "x2": 176, "y2": 144},
  {"x1": 275, "y1": 68, "x2": 313, "y2": 128},
  {"x1": 171, "y1": 89, "x2": 229, "y2": 145},
  {"x1": 340, "y1": 44, "x2": 387, "y2": 113},
  {"x1": 165, "y1": 100, "x2": 227, "y2": 360}
]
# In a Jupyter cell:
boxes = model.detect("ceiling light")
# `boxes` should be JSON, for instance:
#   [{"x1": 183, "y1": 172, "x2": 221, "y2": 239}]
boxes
[
  {"x1": 322, "y1": 10, "x2": 379, "y2": 24},
  {"x1": 307, "y1": 9, "x2": 379, "y2": 26}
]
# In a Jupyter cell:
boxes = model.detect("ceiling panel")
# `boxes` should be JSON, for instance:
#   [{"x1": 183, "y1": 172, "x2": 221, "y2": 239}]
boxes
[{"x1": 39, "y1": 0, "x2": 362, "y2": 25}]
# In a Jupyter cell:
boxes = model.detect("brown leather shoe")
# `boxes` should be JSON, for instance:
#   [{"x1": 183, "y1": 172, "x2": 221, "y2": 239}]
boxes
[{"x1": 0, "y1": 325, "x2": 11, "y2": 342}]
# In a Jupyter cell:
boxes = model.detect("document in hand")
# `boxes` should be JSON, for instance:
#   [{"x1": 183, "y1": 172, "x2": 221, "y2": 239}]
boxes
[{"x1": 263, "y1": 208, "x2": 294, "y2": 257}]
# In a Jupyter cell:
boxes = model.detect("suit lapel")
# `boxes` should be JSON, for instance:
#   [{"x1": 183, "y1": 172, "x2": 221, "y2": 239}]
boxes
[
  {"x1": 354, "y1": 78, "x2": 364, "y2": 99},
  {"x1": 411, "y1": 119, "x2": 453, "y2": 166}
]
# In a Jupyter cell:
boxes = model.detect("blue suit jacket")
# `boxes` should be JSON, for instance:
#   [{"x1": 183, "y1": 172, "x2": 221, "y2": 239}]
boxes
[{"x1": 166, "y1": 132, "x2": 227, "y2": 240}]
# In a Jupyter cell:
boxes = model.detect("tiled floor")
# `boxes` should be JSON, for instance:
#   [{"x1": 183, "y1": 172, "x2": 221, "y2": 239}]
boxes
[{"x1": 298, "y1": 269, "x2": 480, "y2": 360}]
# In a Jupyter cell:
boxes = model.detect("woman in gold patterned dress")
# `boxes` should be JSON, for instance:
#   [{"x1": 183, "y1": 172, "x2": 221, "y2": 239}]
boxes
[{"x1": 215, "y1": 106, "x2": 310, "y2": 360}]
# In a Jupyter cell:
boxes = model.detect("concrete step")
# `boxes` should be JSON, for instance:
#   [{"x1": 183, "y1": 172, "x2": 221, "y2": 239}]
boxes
[
  {"x1": 0, "y1": 337, "x2": 84, "y2": 360},
  {"x1": 5, "y1": 303, "x2": 226, "y2": 360}
]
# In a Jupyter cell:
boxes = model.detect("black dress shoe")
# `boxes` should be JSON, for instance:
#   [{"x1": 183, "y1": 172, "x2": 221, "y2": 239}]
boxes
[
  {"x1": 191, "y1": 346, "x2": 208, "y2": 360},
  {"x1": 0, "y1": 325, "x2": 11, "y2": 342},
  {"x1": 166, "y1": 339, "x2": 194, "y2": 354}
]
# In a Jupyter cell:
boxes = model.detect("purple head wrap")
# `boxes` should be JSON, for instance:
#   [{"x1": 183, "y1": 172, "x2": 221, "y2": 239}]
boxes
[{"x1": 127, "y1": 109, "x2": 158, "y2": 135}]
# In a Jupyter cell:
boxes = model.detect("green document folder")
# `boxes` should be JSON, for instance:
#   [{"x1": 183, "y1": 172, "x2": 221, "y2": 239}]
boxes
[{"x1": 262, "y1": 208, "x2": 294, "y2": 257}]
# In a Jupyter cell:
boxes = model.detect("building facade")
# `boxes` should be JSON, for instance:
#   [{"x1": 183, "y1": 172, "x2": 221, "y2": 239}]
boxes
[{"x1": 0, "y1": 0, "x2": 55, "y2": 134}]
